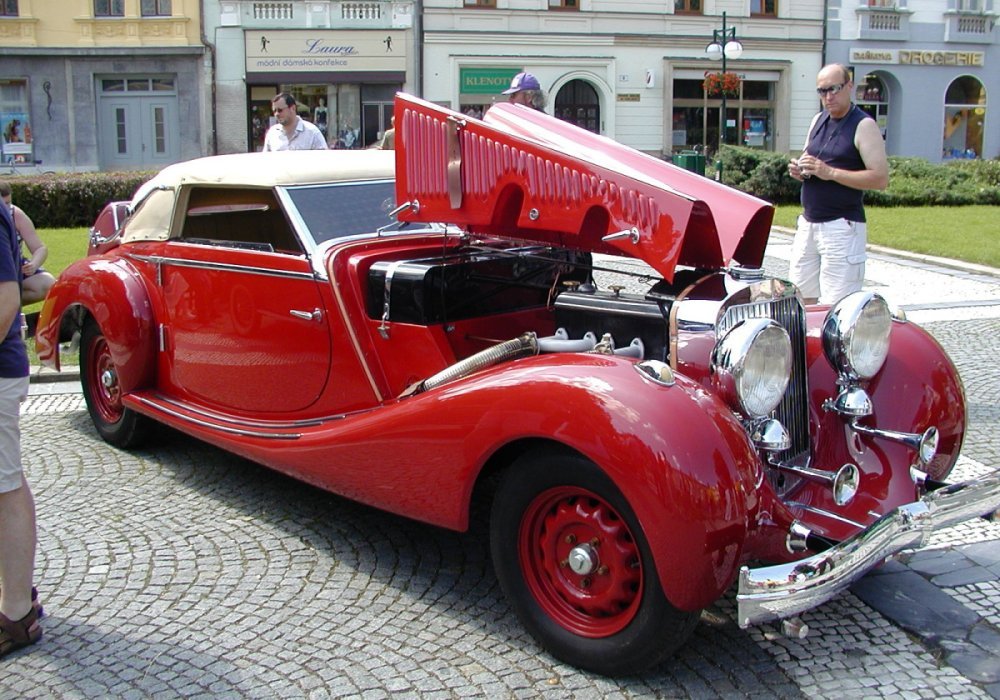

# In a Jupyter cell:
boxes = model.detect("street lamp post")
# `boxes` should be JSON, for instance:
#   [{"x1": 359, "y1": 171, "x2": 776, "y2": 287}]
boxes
[{"x1": 705, "y1": 11, "x2": 743, "y2": 180}]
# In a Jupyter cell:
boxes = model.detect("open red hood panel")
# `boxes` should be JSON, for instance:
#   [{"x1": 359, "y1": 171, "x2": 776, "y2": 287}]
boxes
[{"x1": 393, "y1": 93, "x2": 773, "y2": 281}]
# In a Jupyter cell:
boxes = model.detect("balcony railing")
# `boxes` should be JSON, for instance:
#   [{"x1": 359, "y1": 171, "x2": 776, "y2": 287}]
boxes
[
  {"x1": 253, "y1": 2, "x2": 294, "y2": 20},
  {"x1": 945, "y1": 11, "x2": 997, "y2": 42},
  {"x1": 341, "y1": 2, "x2": 382, "y2": 20},
  {"x1": 857, "y1": 8, "x2": 911, "y2": 40},
  {"x1": 234, "y1": 1, "x2": 410, "y2": 28}
]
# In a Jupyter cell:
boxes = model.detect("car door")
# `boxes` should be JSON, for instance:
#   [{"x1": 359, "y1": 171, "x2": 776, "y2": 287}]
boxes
[{"x1": 158, "y1": 186, "x2": 332, "y2": 414}]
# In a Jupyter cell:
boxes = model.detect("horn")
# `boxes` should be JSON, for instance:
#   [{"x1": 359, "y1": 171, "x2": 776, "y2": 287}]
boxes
[
  {"x1": 851, "y1": 423, "x2": 939, "y2": 465},
  {"x1": 770, "y1": 461, "x2": 860, "y2": 507}
]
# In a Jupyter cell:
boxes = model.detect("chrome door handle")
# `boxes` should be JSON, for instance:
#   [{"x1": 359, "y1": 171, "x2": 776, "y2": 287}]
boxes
[{"x1": 290, "y1": 308, "x2": 323, "y2": 322}]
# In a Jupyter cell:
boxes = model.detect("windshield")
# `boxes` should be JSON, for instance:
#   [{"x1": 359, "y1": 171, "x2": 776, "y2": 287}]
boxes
[{"x1": 284, "y1": 180, "x2": 398, "y2": 246}]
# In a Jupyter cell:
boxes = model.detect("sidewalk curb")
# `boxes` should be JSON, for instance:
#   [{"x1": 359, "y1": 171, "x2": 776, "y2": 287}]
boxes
[
  {"x1": 770, "y1": 225, "x2": 1000, "y2": 280},
  {"x1": 30, "y1": 366, "x2": 80, "y2": 384}
]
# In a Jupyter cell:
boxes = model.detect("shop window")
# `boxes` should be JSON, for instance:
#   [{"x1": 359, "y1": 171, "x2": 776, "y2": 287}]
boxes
[
  {"x1": 675, "y1": 0, "x2": 701, "y2": 12},
  {"x1": 0, "y1": 78, "x2": 33, "y2": 164},
  {"x1": 671, "y1": 77, "x2": 775, "y2": 156},
  {"x1": 141, "y1": 0, "x2": 171, "y2": 16},
  {"x1": 855, "y1": 73, "x2": 889, "y2": 140},
  {"x1": 94, "y1": 0, "x2": 124, "y2": 17},
  {"x1": 751, "y1": 0, "x2": 777, "y2": 16},
  {"x1": 549, "y1": 0, "x2": 579, "y2": 9},
  {"x1": 943, "y1": 75, "x2": 985, "y2": 159},
  {"x1": 554, "y1": 80, "x2": 600, "y2": 133},
  {"x1": 1, "y1": 1, "x2": 18, "y2": 17}
]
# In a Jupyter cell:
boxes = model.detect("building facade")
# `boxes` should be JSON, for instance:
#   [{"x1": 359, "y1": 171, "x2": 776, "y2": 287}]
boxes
[
  {"x1": 421, "y1": 0, "x2": 827, "y2": 160},
  {"x1": 0, "y1": 0, "x2": 208, "y2": 172},
  {"x1": 826, "y1": 0, "x2": 998, "y2": 162},
  {"x1": 205, "y1": 1, "x2": 417, "y2": 153}
]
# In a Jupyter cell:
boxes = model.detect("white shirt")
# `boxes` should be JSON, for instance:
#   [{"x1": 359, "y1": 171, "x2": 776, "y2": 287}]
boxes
[{"x1": 263, "y1": 117, "x2": 328, "y2": 151}]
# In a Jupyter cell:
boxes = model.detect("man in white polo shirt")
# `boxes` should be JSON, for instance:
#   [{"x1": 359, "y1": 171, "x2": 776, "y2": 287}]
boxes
[{"x1": 263, "y1": 92, "x2": 328, "y2": 152}]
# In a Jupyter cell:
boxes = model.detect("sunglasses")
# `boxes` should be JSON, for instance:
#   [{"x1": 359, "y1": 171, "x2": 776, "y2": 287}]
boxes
[{"x1": 816, "y1": 83, "x2": 845, "y2": 97}]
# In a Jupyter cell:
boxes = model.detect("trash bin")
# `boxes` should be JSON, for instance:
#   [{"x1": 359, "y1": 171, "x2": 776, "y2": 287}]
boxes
[{"x1": 673, "y1": 150, "x2": 705, "y2": 177}]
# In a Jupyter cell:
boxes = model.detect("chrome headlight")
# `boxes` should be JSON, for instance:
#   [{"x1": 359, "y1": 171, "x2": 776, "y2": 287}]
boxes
[
  {"x1": 822, "y1": 292, "x2": 892, "y2": 380},
  {"x1": 712, "y1": 318, "x2": 792, "y2": 418}
]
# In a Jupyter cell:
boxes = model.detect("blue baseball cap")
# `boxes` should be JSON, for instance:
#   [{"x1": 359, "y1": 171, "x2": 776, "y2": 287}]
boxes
[{"x1": 503, "y1": 72, "x2": 541, "y2": 94}]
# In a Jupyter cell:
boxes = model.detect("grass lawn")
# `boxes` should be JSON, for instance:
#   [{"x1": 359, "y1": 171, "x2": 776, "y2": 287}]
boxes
[
  {"x1": 25, "y1": 227, "x2": 90, "y2": 315},
  {"x1": 773, "y1": 205, "x2": 1000, "y2": 269}
]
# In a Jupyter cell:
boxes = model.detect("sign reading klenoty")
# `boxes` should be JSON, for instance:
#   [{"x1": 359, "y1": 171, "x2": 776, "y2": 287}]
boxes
[
  {"x1": 245, "y1": 31, "x2": 406, "y2": 73},
  {"x1": 850, "y1": 47, "x2": 985, "y2": 66}
]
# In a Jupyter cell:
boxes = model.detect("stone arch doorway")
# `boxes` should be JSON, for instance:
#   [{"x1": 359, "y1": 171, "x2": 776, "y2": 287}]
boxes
[{"x1": 554, "y1": 80, "x2": 600, "y2": 133}]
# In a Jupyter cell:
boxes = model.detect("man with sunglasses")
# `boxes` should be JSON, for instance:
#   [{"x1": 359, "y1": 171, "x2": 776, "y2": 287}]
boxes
[
  {"x1": 263, "y1": 92, "x2": 328, "y2": 152},
  {"x1": 788, "y1": 64, "x2": 889, "y2": 304}
]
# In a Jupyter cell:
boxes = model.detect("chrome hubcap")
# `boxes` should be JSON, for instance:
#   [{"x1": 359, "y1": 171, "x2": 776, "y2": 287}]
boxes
[{"x1": 567, "y1": 543, "x2": 598, "y2": 575}]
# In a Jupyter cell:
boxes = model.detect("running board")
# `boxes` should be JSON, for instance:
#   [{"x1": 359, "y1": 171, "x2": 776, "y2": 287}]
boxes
[{"x1": 125, "y1": 392, "x2": 349, "y2": 440}]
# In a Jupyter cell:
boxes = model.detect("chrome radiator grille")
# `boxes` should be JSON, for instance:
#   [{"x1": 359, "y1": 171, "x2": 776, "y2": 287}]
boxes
[{"x1": 718, "y1": 295, "x2": 810, "y2": 463}]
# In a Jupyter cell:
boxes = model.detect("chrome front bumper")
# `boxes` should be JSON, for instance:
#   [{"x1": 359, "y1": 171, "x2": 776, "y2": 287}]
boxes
[{"x1": 737, "y1": 470, "x2": 1000, "y2": 628}]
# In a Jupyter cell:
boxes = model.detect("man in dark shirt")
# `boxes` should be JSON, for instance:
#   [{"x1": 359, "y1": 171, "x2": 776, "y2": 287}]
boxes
[
  {"x1": 0, "y1": 196, "x2": 40, "y2": 659},
  {"x1": 788, "y1": 63, "x2": 889, "y2": 304}
]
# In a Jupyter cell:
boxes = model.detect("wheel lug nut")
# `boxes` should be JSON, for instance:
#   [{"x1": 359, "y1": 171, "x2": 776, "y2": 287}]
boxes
[
  {"x1": 581, "y1": 577, "x2": 591, "y2": 588},
  {"x1": 559, "y1": 559, "x2": 569, "y2": 568},
  {"x1": 565, "y1": 534, "x2": 576, "y2": 544},
  {"x1": 597, "y1": 565, "x2": 608, "y2": 575}
]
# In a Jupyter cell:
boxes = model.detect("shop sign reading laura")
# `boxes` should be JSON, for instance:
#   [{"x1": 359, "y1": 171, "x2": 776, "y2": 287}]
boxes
[{"x1": 245, "y1": 31, "x2": 406, "y2": 73}]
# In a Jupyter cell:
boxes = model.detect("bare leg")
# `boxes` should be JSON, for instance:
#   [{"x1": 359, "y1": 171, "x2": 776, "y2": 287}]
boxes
[
  {"x1": 20, "y1": 272, "x2": 55, "y2": 306},
  {"x1": 0, "y1": 481, "x2": 37, "y2": 621}
]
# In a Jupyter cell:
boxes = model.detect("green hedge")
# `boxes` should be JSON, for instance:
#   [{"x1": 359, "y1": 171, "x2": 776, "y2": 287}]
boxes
[
  {"x1": 2, "y1": 171, "x2": 155, "y2": 228},
  {"x1": 716, "y1": 146, "x2": 1000, "y2": 206}
]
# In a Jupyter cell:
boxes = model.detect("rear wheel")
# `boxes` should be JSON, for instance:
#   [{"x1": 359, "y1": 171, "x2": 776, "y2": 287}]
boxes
[
  {"x1": 490, "y1": 449, "x2": 699, "y2": 675},
  {"x1": 80, "y1": 319, "x2": 150, "y2": 448}
]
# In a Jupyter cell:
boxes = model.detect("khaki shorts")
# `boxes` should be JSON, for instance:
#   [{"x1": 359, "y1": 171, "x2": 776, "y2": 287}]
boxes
[
  {"x1": 0, "y1": 376, "x2": 29, "y2": 493},
  {"x1": 790, "y1": 216, "x2": 867, "y2": 305}
]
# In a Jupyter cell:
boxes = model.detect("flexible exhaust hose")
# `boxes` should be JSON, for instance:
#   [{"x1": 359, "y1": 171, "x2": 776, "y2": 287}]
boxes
[{"x1": 404, "y1": 333, "x2": 539, "y2": 396}]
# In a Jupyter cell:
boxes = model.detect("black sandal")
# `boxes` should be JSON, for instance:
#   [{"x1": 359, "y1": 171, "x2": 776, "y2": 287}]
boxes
[{"x1": 0, "y1": 605, "x2": 42, "y2": 659}]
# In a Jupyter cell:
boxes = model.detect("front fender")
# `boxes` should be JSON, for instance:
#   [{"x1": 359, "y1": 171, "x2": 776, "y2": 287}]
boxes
[
  {"x1": 37, "y1": 256, "x2": 156, "y2": 394},
  {"x1": 795, "y1": 309, "x2": 967, "y2": 541},
  {"x1": 428, "y1": 354, "x2": 763, "y2": 611}
]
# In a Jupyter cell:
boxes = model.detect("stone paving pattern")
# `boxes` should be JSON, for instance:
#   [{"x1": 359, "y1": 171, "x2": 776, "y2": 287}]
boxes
[{"x1": 1, "y1": 235, "x2": 998, "y2": 698}]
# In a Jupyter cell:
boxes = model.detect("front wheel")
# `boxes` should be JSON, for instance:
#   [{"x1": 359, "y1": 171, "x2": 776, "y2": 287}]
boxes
[
  {"x1": 490, "y1": 450, "x2": 699, "y2": 675},
  {"x1": 80, "y1": 319, "x2": 151, "y2": 448}
]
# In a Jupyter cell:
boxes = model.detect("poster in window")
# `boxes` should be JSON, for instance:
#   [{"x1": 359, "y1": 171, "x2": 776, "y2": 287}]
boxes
[{"x1": 1, "y1": 111, "x2": 33, "y2": 159}]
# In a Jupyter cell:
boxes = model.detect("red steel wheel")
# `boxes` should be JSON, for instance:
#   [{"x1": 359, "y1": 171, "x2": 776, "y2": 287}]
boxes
[
  {"x1": 80, "y1": 318, "x2": 151, "y2": 448},
  {"x1": 86, "y1": 330, "x2": 123, "y2": 426},
  {"x1": 491, "y1": 449, "x2": 699, "y2": 675},
  {"x1": 519, "y1": 485, "x2": 642, "y2": 637}
]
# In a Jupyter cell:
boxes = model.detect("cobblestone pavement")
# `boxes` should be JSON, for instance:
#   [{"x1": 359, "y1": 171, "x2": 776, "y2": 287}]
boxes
[{"x1": 2, "y1": 237, "x2": 998, "y2": 699}]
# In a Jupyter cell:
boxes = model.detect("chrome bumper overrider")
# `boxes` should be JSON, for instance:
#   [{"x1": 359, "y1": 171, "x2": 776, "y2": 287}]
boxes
[{"x1": 737, "y1": 470, "x2": 1000, "y2": 628}]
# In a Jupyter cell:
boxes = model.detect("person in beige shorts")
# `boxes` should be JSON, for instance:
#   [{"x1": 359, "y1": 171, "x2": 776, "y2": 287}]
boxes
[{"x1": 0, "y1": 194, "x2": 41, "y2": 660}]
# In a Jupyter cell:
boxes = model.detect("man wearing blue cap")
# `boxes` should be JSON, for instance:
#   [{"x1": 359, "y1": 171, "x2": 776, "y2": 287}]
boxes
[{"x1": 503, "y1": 72, "x2": 547, "y2": 112}]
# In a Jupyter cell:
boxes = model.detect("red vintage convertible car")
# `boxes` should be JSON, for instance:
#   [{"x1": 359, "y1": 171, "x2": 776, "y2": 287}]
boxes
[{"x1": 38, "y1": 94, "x2": 1000, "y2": 675}]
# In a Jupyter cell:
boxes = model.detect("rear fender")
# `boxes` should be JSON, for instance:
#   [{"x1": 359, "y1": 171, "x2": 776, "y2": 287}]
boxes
[{"x1": 37, "y1": 257, "x2": 156, "y2": 393}]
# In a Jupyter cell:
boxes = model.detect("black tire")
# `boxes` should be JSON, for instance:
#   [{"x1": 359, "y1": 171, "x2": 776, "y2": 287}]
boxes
[
  {"x1": 80, "y1": 318, "x2": 151, "y2": 448},
  {"x1": 490, "y1": 449, "x2": 700, "y2": 675}
]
